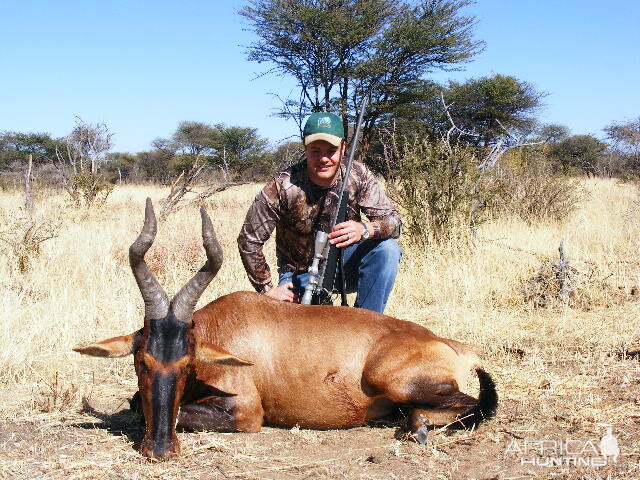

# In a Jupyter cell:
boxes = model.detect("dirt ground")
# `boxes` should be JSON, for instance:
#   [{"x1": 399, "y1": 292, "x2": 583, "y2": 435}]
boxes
[{"x1": 1, "y1": 351, "x2": 639, "y2": 480}]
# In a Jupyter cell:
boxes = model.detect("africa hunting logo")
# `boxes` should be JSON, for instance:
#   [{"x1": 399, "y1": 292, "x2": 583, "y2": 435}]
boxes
[
  {"x1": 317, "y1": 116, "x2": 332, "y2": 129},
  {"x1": 505, "y1": 427, "x2": 620, "y2": 468}
]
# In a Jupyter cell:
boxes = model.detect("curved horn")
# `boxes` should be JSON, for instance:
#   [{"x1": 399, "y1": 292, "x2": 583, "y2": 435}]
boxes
[
  {"x1": 171, "y1": 208, "x2": 223, "y2": 324},
  {"x1": 129, "y1": 198, "x2": 169, "y2": 320}
]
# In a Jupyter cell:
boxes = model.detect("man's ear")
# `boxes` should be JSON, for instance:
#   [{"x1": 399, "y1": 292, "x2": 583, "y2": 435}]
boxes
[
  {"x1": 73, "y1": 330, "x2": 141, "y2": 358},
  {"x1": 196, "y1": 341, "x2": 253, "y2": 366}
]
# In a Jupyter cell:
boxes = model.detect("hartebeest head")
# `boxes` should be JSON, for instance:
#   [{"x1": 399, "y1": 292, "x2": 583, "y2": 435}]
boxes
[{"x1": 74, "y1": 199, "x2": 251, "y2": 459}]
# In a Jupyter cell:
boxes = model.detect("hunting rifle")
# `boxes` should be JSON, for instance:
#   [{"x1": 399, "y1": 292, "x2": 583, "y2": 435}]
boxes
[{"x1": 301, "y1": 98, "x2": 368, "y2": 306}]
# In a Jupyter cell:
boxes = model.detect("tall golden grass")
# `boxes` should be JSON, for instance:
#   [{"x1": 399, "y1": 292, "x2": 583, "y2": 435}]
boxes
[{"x1": 0, "y1": 178, "x2": 638, "y2": 410}]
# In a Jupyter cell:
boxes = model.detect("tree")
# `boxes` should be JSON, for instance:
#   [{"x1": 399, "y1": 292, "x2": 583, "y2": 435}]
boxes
[
  {"x1": 603, "y1": 117, "x2": 640, "y2": 177},
  {"x1": 604, "y1": 117, "x2": 640, "y2": 157},
  {"x1": 152, "y1": 122, "x2": 270, "y2": 181},
  {"x1": 442, "y1": 74, "x2": 545, "y2": 147},
  {"x1": 173, "y1": 121, "x2": 218, "y2": 157},
  {"x1": 548, "y1": 135, "x2": 608, "y2": 175},
  {"x1": 538, "y1": 124, "x2": 570, "y2": 143},
  {"x1": 104, "y1": 153, "x2": 139, "y2": 183},
  {"x1": 366, "y1": 75, "x2": 545, "y2": 175},
  {"x1": 54, "y1": 119, "x2": 114, "y2": 206},
  {"x1": 0, "y1": 132, "x2": 64, "y2": 170},
  {"x1": 240, "y1": 0, "x2": 483, "y2": 154},
  {"x1": 270, "y1": 140, "x2": 304, "y2": 171},
  {"x1": 63, "y1": 119, "x2": 113, "y2": 175},
  {"x1": 217, "y1": 125, "x2": 269, "y2": 164},
  {"x1": 138, "y1": 147, "x2": 174, "y2": 184}
]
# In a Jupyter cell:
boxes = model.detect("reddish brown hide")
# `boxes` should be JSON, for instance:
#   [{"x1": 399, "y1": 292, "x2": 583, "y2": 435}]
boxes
[
  {"x1": 74, "y1": 200, "x2": 497, "y2": 460},
  {"x1": 186, "y1": 292, "x2": 496, "y2": 433}
]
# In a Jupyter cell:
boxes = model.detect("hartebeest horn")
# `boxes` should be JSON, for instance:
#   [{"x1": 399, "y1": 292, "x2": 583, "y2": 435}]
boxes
[
  {"x1": 171, "y1": 208, "x2": 223, "y2": 324},
  {"x1": 129, "y1": 198, "x2": 169, "y2": 320}
]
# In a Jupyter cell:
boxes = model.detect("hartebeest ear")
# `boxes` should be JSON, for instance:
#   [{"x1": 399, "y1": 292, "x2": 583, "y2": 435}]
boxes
[
  {"x1": 73, "y1": 330, "x2": 141, "y2": 358},
  {"x1": 196, "y1": 341, "x2": 253, "y2": 366}
]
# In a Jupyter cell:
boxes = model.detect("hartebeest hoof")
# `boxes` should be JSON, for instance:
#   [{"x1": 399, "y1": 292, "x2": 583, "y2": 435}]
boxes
[
  {"x1": 408, "y1": 412, "x2": 430, "y2": 445},
  {"x1": 413, "y1": 423, "x2": 429, "y2": 445}
]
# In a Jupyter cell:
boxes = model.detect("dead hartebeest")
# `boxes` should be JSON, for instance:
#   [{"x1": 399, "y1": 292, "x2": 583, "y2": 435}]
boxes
[{"x1": 74, "y1": 199, "x2": 497, "y2": 459}]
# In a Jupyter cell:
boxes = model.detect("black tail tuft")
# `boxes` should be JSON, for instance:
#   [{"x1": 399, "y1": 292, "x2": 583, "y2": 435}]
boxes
[{"x1": 459, "y1": 368, "x2": 498, "y2": 428}]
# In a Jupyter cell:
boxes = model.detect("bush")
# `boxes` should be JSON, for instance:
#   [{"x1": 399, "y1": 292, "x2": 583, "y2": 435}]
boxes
[
  {"x1": 379, "y1": 132, "x2": 497, "y2": 244},
  {"x1": 376, "y1": 131, "x2": 586, "y2": 246},
  {"x1": 0, "y1": 209, "x2": 61, "y2": 273},
  {"x1": 64, "y1": 172, "x2": 114, "y2": 208},
  {"x1": 496, "y1": 151, "x2": 586, "y2": 223}
]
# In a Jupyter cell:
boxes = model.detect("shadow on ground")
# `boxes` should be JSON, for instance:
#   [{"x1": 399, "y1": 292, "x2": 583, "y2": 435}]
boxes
[{"x1": 72, "y1": 398, "x2": 144, "y2": 447}]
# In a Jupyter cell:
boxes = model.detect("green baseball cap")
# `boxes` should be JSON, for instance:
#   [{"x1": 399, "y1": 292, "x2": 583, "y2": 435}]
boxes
[{"x1": 303, "y1": 112, "x2": 345, "y2": 146}]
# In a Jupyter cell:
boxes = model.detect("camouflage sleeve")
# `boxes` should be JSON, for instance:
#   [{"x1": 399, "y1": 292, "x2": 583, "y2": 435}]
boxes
[
  {"x1": 357, "y1": 166, "x2": 402, "y2": 239},
  {"x1": 237, "y1": 179, "x2": 281, "y2": 292}
]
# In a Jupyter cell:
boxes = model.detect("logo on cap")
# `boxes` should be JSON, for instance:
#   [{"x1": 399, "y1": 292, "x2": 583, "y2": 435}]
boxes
[{"x1": 317, "y1": 117, "x2": 332, "y2": 129}]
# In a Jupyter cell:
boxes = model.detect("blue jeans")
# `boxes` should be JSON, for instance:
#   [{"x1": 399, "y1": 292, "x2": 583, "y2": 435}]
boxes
[{"x1": 278, "y1": 239, "x2": 401, "y2": 313}]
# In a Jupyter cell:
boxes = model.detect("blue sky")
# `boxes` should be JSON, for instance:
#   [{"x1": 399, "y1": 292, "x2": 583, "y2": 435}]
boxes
[{"x1": 1, "y1": 0, "x2": 638, "y2": 153}]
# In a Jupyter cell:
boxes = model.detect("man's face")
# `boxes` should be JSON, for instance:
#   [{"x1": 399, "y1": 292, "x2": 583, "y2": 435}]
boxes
[{"x1": 305, "y1": 139, "x2": 345, "y2": 187}]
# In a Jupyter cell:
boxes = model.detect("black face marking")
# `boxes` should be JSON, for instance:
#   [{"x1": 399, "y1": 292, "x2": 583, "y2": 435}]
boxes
[
  {"x1": 147, "y1": 316, "x2": 189, "y2": 363},
  {"x1": 151, "y1": 370, "x2": 177, "y2": 444}
]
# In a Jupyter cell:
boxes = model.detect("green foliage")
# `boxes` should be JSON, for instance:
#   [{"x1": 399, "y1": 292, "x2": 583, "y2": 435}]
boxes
[
  {"x1": 240, "y1": 0, "x2": 483, "y2": 150},
  {"x1": 368, "y1": 75, "x2": 547, "y2": 175},
  {"x1": 537, "y1": 123, "x2": 570, "y2": 143},
  {"x1": 604, "y1": 117, "x2": 640, "y2": 177},
  {"x1": 173, "y1": 121, "x2": 217, "y2": 156},
  {"x1": 548, "y1": 134, "x2": 608, "y2": 175},
  {"x1": 219, "y1": 126, "x2": 269, "y2": 164},
  {"x1": 137, "y1": 148, "x2": 174, "y2": 184},
  {"x1": 103, "y1": 152, "x2": 139, "y2": 182},
  {"x1": 0, "y1": 131, "x2": 64, "y2": 170},
  {"x1": 154, "y1": 121, "x2": 271, "y2": 181},
  {"x1": 604, "y1": 117, "x2": 640, "y2": 155},
  {"x1": 443, "y1": 74, "x2": 545, "y2": 146},
  {"x1": 377, "y1": 127, "x2": 586, "y2": 246}
]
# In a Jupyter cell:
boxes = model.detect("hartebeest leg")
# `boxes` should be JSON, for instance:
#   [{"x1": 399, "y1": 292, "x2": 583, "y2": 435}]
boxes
[
  {"x1": 391, "y1": 383, "x2": 478, "y2": 443},
  {"x1": 402, "y1": 390, "x2": 477, "y2": 439},
  {"x1": 177, "y1": 394, "x2": 264, "y2": 433}
]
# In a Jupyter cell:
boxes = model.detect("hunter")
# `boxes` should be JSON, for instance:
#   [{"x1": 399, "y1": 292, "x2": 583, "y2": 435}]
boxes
[{"x1": 237, "y1": 112, "x2": 401, "y2": 313}]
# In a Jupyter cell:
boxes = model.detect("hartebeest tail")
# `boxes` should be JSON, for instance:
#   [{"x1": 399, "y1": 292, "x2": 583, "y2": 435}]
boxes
[{"x1": 458, "y1": 368, "x2": 498, "y2": 428}]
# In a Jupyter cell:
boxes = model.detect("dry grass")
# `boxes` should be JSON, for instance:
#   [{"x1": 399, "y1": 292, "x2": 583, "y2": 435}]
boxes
[{"x1": 1, "y1": 177, "x2": 639, "y2": 478}]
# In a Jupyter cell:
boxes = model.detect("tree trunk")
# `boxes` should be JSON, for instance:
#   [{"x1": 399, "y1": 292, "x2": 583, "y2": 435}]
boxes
[{"x1": 24, "y1": 154, "x2": 34, "y2": 213}]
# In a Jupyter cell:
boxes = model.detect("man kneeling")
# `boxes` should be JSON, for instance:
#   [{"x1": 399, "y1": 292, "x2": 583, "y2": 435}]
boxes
[{"x1": 237, "y1": 112, "x2": 402, "y2": 313}]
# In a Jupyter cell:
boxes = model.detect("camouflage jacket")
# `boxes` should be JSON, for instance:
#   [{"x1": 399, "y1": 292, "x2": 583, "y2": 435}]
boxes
[{"x1": 237, "y1": 160, "x2": 401, "y2": 292}]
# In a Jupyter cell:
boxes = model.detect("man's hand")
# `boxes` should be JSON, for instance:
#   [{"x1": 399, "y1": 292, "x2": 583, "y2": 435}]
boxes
[
  {"x1": 264, "y1": 282, "x2": 298, "y2": 303},
  {"x1": 329, "y1": 220, "x2": 368, "y2": 248}
]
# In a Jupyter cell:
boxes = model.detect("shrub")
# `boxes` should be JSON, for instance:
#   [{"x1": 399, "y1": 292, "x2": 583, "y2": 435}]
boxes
[
  {"x1": 64, "y1": 171, "x2": 114, "y2": 208},
  {"x1": 0, "y1": 209, "x2": 61, "y2": 273},
  {"x1": 496, "y1": 150, "x2": 586, "y2": 223},
  {"x1": 379, "y1": 132, "x2": 497, "y2": 244}
]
